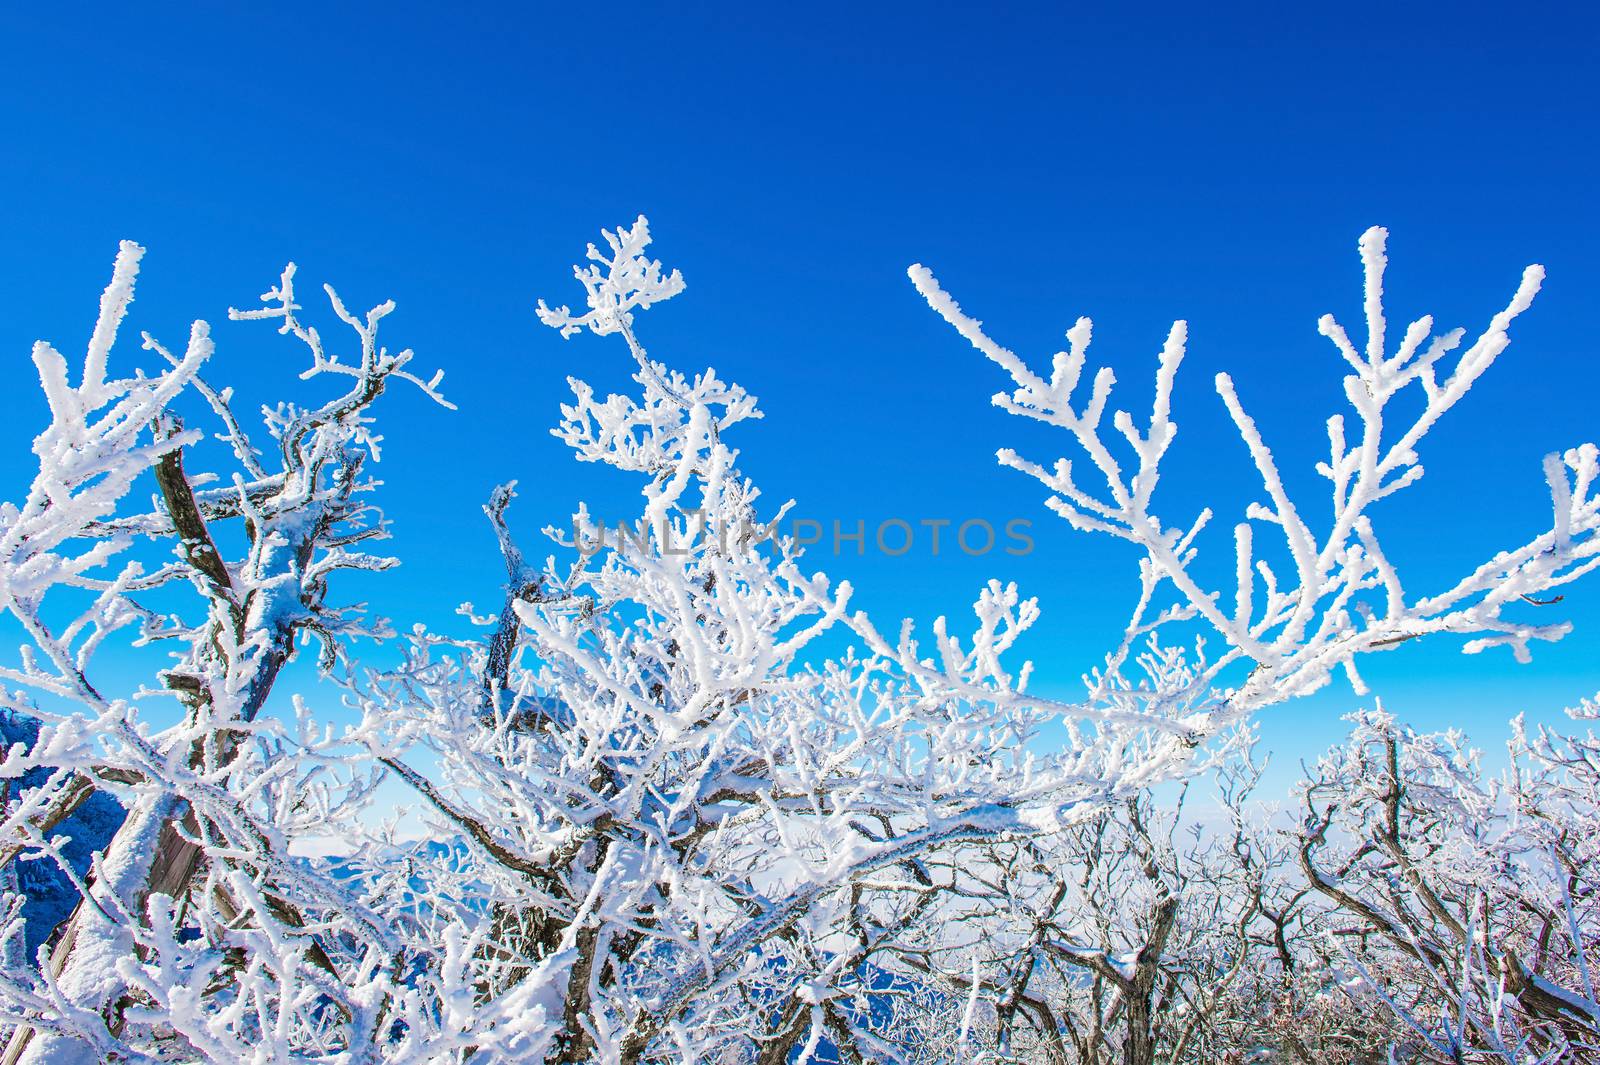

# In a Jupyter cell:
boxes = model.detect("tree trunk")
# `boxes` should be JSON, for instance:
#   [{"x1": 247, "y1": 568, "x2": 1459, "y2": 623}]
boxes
[
  {"x1": 1121, "y1": 994, "x2": 1156, "y2": 1065},
  {"x1": 3, "y1": 796, "x2": 185, "y2": 1065}
]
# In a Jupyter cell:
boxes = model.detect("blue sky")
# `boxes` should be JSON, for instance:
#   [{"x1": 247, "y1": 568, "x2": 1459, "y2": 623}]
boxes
[{"x1": 0, "y1": 2, "x2": 1595, "y2": 787}]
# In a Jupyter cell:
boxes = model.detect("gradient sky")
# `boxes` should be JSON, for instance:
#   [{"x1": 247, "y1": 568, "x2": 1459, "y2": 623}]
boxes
[{"x1": 1, "y1": 2, "x2": 1595, "y2": 793}]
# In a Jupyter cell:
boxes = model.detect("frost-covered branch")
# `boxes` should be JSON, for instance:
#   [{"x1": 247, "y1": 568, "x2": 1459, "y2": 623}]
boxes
[{"x1": 911, "y1": 228, "x2": 1597, "y2": 722}]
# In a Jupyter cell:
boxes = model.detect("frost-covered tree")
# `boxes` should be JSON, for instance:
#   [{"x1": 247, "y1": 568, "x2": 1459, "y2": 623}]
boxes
[
  {"x1": 0, "y1": 219, "x2": 1591, "y2": 1063},
  {"x1": 0, "y1": 244, "x2": 457, "y2": 1063}
]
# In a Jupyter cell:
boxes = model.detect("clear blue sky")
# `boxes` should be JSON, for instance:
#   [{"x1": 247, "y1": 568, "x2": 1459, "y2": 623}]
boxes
[{"x1": 0, "y1": 2, "x2": 1595, "y2": 784}]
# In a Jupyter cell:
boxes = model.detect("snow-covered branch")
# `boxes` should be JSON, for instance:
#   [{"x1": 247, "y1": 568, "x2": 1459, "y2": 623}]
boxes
[{"x1": 911, "y1": 228, "x2": 1597, "y2": 719}]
